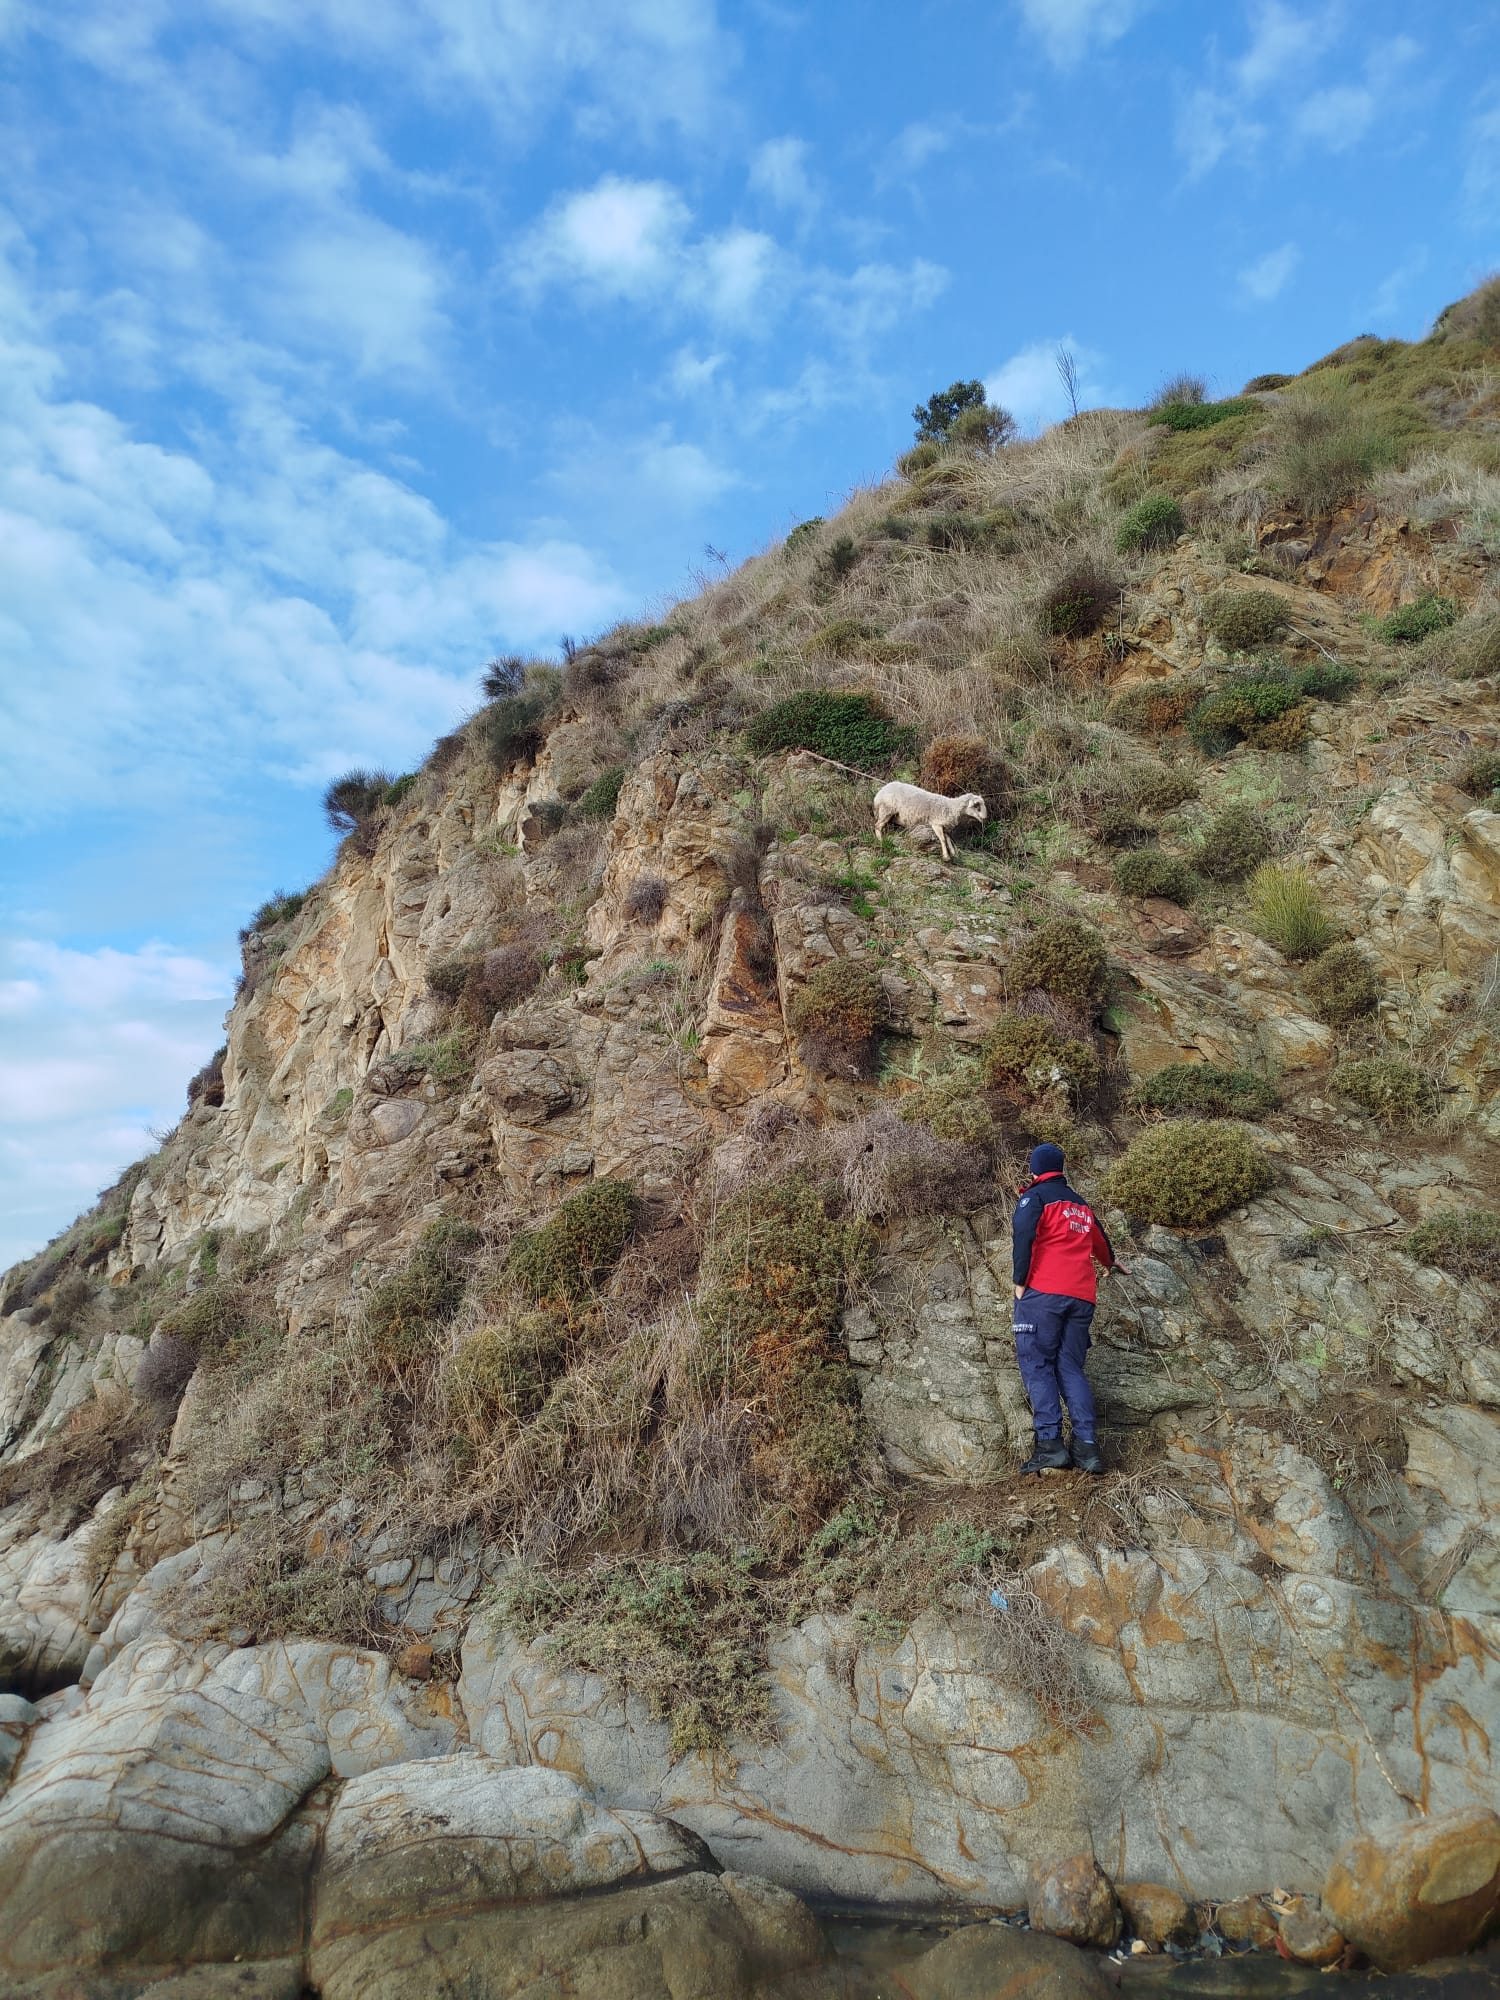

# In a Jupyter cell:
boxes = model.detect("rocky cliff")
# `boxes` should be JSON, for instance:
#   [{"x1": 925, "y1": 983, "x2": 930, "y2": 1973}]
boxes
[{"x1": 4, "y1": 290, "x2": 1500, "y2": 1992}]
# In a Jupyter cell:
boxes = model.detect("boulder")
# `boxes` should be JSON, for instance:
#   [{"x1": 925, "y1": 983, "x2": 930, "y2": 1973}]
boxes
[
  {"x1": 1027, "y1": 1854, "x2": 1121, "y2": 1947},
  {"x1": 1275, "y1": 1894, "x2": 1345, "y2": 1967},
  {"x1": 1117, "y1": 1881, "x2": 1194, "y2": 1950},
  {"x1": 1322, "y1": 1808, "x2": 1500, "y2": 1971},
  {"x1": 1215, "y1": 1895, "x2": 1278, "y2": 1948},
  {"x1": 902, "y1": 1921, "x2": 1115, "y2": 1999}
]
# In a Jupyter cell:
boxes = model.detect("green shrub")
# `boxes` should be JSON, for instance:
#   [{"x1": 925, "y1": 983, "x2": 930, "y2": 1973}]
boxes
[
  {"x1": 446, "y1": 1309, "x2": 573, "y2": 1432},
  {"x1": 981, "y1": 1013, "x2": 1101, "y2": 1104},
  {"x1": 576, "y1": 766, "x2": 626, "y2": 819},
  {"x1": 897, "y1": 1061, "x2": 996, "y2": 1148},
  {"x1": 1195, "y1": 802, "x2": 1273, "y2": 881},
  {"x1": 785, "y1": 516, "x2": 825, "y2": 551},
  {"x1": 1292, "y1": 658, "x2": 1358, "y2": 701},
  {"x1": 1244, "y1": 372, "x2": 1293, "y2": 393},
  {"x1": 1131, "y1": 764, "x2": 1201, "y2": 813},
  {"x1": 789, "y1": 961, "x2": 886, "y2": 1079},
  {"x1": 1103, "y1": 1121, "x2": 1274, "y2": 1227},
  {"x1": 363, "y1": 1218, "x2": 481, "y2": 1370},
  {"x1": 426, "y1": 954, "x2": 478, "y2": 1000},
  {"x1": 1376, "y1": 593, "x2": 1459, "y2": 644},
  {"x1": 1188, "y1": 674, "x2": 1308, "y2": 755},
  {"x1": 1009, "y1": 918, "x2": 1108, "y2": 1011},
  {"x1": 1108, "y1": 678, "x2": 1204, "y2": 736},
  {"x1": 1041, "y1": 559, "x2": 1120, "y2": 638},
  {"x1": 808, "y1": 616, "x2": 880, "y2": 659},
  {"x1": 1302, "y1": 944, "x2": 1381, "y2": 1026},
  {"x1": 506, "y1": 1181, "x2": 638, "y2": 1306},
  {"x1": 1149, "y1": 397, "x2": 1256, "y2": 432},
  {"x1": 921, "y1": 509, "x2": 1019, "y2": 554},
  {"x1": 1203, "y1": 591, "x2": 1287, "y2": 652},
  {"x1": 1133, "y1": 1064, "x2": 1278, "y2": 1120},
  {"x1": 948, "y1": 401, "x2": 1018, "y2": 452},
  {"x1": 1405, "y1": 1209, "x2": 1500, "y2": 1281},
  {"x1": 1113, "y1": 848, "x2": 1195, "y2": 902},
  {"x1": 323, "y1": 769, "x2": 393, "y2": 835},
  {"x1": 1248, "y1": 864, "x2": 1337, "y2": 959},
  {"x1": 1116, "y1": 493, "x2": 1186, "y2": 553},
  {"x1": 744, "y1": 691, "x2": 913, "y2": 769},
  {"x1": 1458, "y1": 751, "x2": 1500, "y2": 799},
  {"x1": 383, "y1": 773, "x2": 418, "y2": 808},
  {"x1": 1333, "y1": 1058, "x2": 1438, "y2": 1126}
]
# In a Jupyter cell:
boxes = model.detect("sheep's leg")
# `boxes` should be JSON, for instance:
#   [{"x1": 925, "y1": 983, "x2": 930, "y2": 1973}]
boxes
[
  {"x1": 874, "y1": 805, "x2": 891, "y2": 839},
  {"x1": 935, "y1": 822, "x2": 953, "y2": 862}
]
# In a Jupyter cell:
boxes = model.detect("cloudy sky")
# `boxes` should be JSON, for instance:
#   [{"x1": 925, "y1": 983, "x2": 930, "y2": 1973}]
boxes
[{"x1": 1, "y1": 0, "x2": 1497, "y2": 1266}]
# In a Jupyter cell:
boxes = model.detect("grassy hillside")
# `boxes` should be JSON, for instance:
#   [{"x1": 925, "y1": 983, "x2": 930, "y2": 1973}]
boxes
[{"x1": 5, "y1": 276, "x2": 1500, "y2": 1744}]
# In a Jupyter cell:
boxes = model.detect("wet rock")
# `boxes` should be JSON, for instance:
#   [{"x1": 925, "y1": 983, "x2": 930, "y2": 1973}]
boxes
[
  {"x1": 1118, "y1": 1881, "x2": 1194, "y2": 1949},
  {"x1": 1322, "y1": 1807, "x2": 1500, "y2": 1971},
  {"x1": 903, "y1": 1921, "x2": 1115, "y2": 1998},
  {"x1": 1027, "y1": 1854, "x2": 1121, "y2": 1947}
]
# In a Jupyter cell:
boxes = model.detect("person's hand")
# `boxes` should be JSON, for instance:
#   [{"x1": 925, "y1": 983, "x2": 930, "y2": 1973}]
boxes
[
  {"x1": 1014, "y1": 1283, "x2": 1025, "y2": 1300},
  {"x1": 1113, "y1": 1263, "x2": 1132, "y2": 1278}
]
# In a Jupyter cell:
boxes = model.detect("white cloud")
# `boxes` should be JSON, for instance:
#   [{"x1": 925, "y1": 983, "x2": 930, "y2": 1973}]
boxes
[
  {"x1": 695, "y1": 227, "x2": 779, "y2": 323},
  {"x1": 1176, "y1": 87, "x2": 1264, "y2": 178},
  {"x1": 516, "y1": 175, "x2": 692, "y2": 301},
  {"x1": 750, "y1": 136, "x2": 816, "y2": 211},
  {"x1": 667, "y1": 346, "x2": 728, "y2": 395},
  {"x1": 0, "y1": 936, "x2": 235, "y2": 1268},
  {"x1": 813, "y1": 260, "x2": 948, "y2": 348},
  {"x1": 1238, "y1": 240, "x2": 1300, "y2": 303},
  {"x1": 986, "y1": 335, "x2": 1109, "y2": 433},
  {"x1": 271, "y1": 214, "x2": 447, "y2": 375},
  {"x1": 1294, "y1": 84, "x2": 1375, "y2": 151},
  {"x1": 1234, "y1": 1, "x2": 1337, "y2": 94},
  {"x1": 1015, "y1": 0, "x2": 1148, "y2": 68}
]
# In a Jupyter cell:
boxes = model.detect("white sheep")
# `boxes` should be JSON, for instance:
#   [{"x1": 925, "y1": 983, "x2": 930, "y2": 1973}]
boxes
[{"x1": 872, "y1": 781, "x2": 987, "y2": 862}]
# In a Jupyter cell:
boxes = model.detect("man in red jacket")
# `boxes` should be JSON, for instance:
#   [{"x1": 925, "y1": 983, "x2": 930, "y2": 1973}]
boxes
[{"x1": 1011, "y1": 1143, "x2": 1125, "y2": 1475}]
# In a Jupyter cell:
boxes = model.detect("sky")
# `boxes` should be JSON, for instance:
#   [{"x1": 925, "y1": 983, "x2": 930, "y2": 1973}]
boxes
[{"x1": 1, "y1": 0, "x2": 1497, "y2": 1268}]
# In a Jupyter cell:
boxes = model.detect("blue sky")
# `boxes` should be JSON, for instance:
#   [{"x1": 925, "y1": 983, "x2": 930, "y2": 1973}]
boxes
[{"x1": 1, "y1": 0, "x2": 1497, "y2": 1266}]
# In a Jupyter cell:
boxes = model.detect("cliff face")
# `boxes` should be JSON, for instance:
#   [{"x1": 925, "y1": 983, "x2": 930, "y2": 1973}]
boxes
[{"x1": 3, "y1": 302, "x2": 1500, "y2": 1984}]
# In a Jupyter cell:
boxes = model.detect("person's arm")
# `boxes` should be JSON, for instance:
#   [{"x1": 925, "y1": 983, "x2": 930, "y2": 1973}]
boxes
[
  {"x1": 1012, "y1": 1193, "x2": 1040, "y2": 1298},
  {"x1": 1090, "y1": 1208, "x2": 1130, "y2": 1277}
]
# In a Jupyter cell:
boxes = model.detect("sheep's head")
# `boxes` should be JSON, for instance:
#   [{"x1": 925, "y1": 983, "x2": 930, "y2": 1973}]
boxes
[{"x1": 959, "y1": 793, "x2": 988, "y2": 823}]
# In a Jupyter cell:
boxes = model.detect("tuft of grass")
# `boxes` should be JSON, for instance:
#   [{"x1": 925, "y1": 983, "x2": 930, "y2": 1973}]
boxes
[
  {"x1": 1112, "y1": 848, "x2": 1195, "y2": 902},
  {"x1": 1375, "y1": 593, "x2": 1459, "y2": 644},
  {"x1": 1195, "y1": 802, "x2": 1273, "y2": 881},
  {"x1": 1405, "y1": 1209, "x2": 1500, "y2": 1282},
  {"x1": 1133, "y1": 1064, "x2": 1278, "y2": 1120},
  {"x1": 789, "y1": 961, "x2": 886, "y2": 1080},
  {"x1": 484, "y1": 668, "x2": 562, "y2": 771},
  {"x1": 744, "y1": 690, "x2": 913, "y2": 769},
  {"x1": 1041, "y1": 558, "x2": 1120, "y2": 638},
  {"x1": 896, "y1": 1058, "x2": 996, "y2": 1148},
  {"x1": 1116, "y1": 492, "x2": 1185, "y2": 552},
  {"x1": 240, "y1": 889, "x2": 306, "y2": 940},
  {"x1": 1203, "y1": 590, "x2": 1287, "y2": 652},
  {"x1": 506, "y1": 1181, "x2": 639, "y2": 1306},
  {"x1": 1333, "y1": 1057, "x2": 1439, "y2": 1126},
  {"x1": 1302, "y1": 943, "x2": 1382, "y2": 1026},
  {"x1": 1247, "y1": 863, "x2": 1337, "y2": 960},
  {"x1": 1451, "y1": 614, "x2": 1500, "y2": 683},
  {"x1": 1009, "y1": 918, "x2": 1108, "y2": 1012},
  {"x1": 981, "y1": 1012, "x2": 1101, "y2": 1105},
  {"x1": 1104, "y1": 1120, "x2": 1274, "y2": 1227},
  {"x1": 323, "y1": 770, "x2": 393, "y2": 835},
  {"x1": 1268, "y1": 392, "x2": 1402, "y2": 513}
]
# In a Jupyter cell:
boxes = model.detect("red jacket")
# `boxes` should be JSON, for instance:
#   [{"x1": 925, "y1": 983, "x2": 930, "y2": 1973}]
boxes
[{"x1": 1012, "y1": 1173, "x2": 1115, "y2": 1303}]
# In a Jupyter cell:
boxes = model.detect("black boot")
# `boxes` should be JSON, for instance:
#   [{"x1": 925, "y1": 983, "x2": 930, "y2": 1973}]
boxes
[
  {"x1": 1021, "y1": 1432, "x2": 1071, "y2": 1474},
  {"x1": 1070, "y1": 1436, "x2": 1104, "y2": 1474}
]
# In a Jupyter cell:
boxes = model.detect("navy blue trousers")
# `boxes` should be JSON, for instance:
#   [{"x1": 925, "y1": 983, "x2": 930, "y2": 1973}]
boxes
[{"x1": 1013, "y1": 1289, "x2": 1097, "y2": 1441}]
